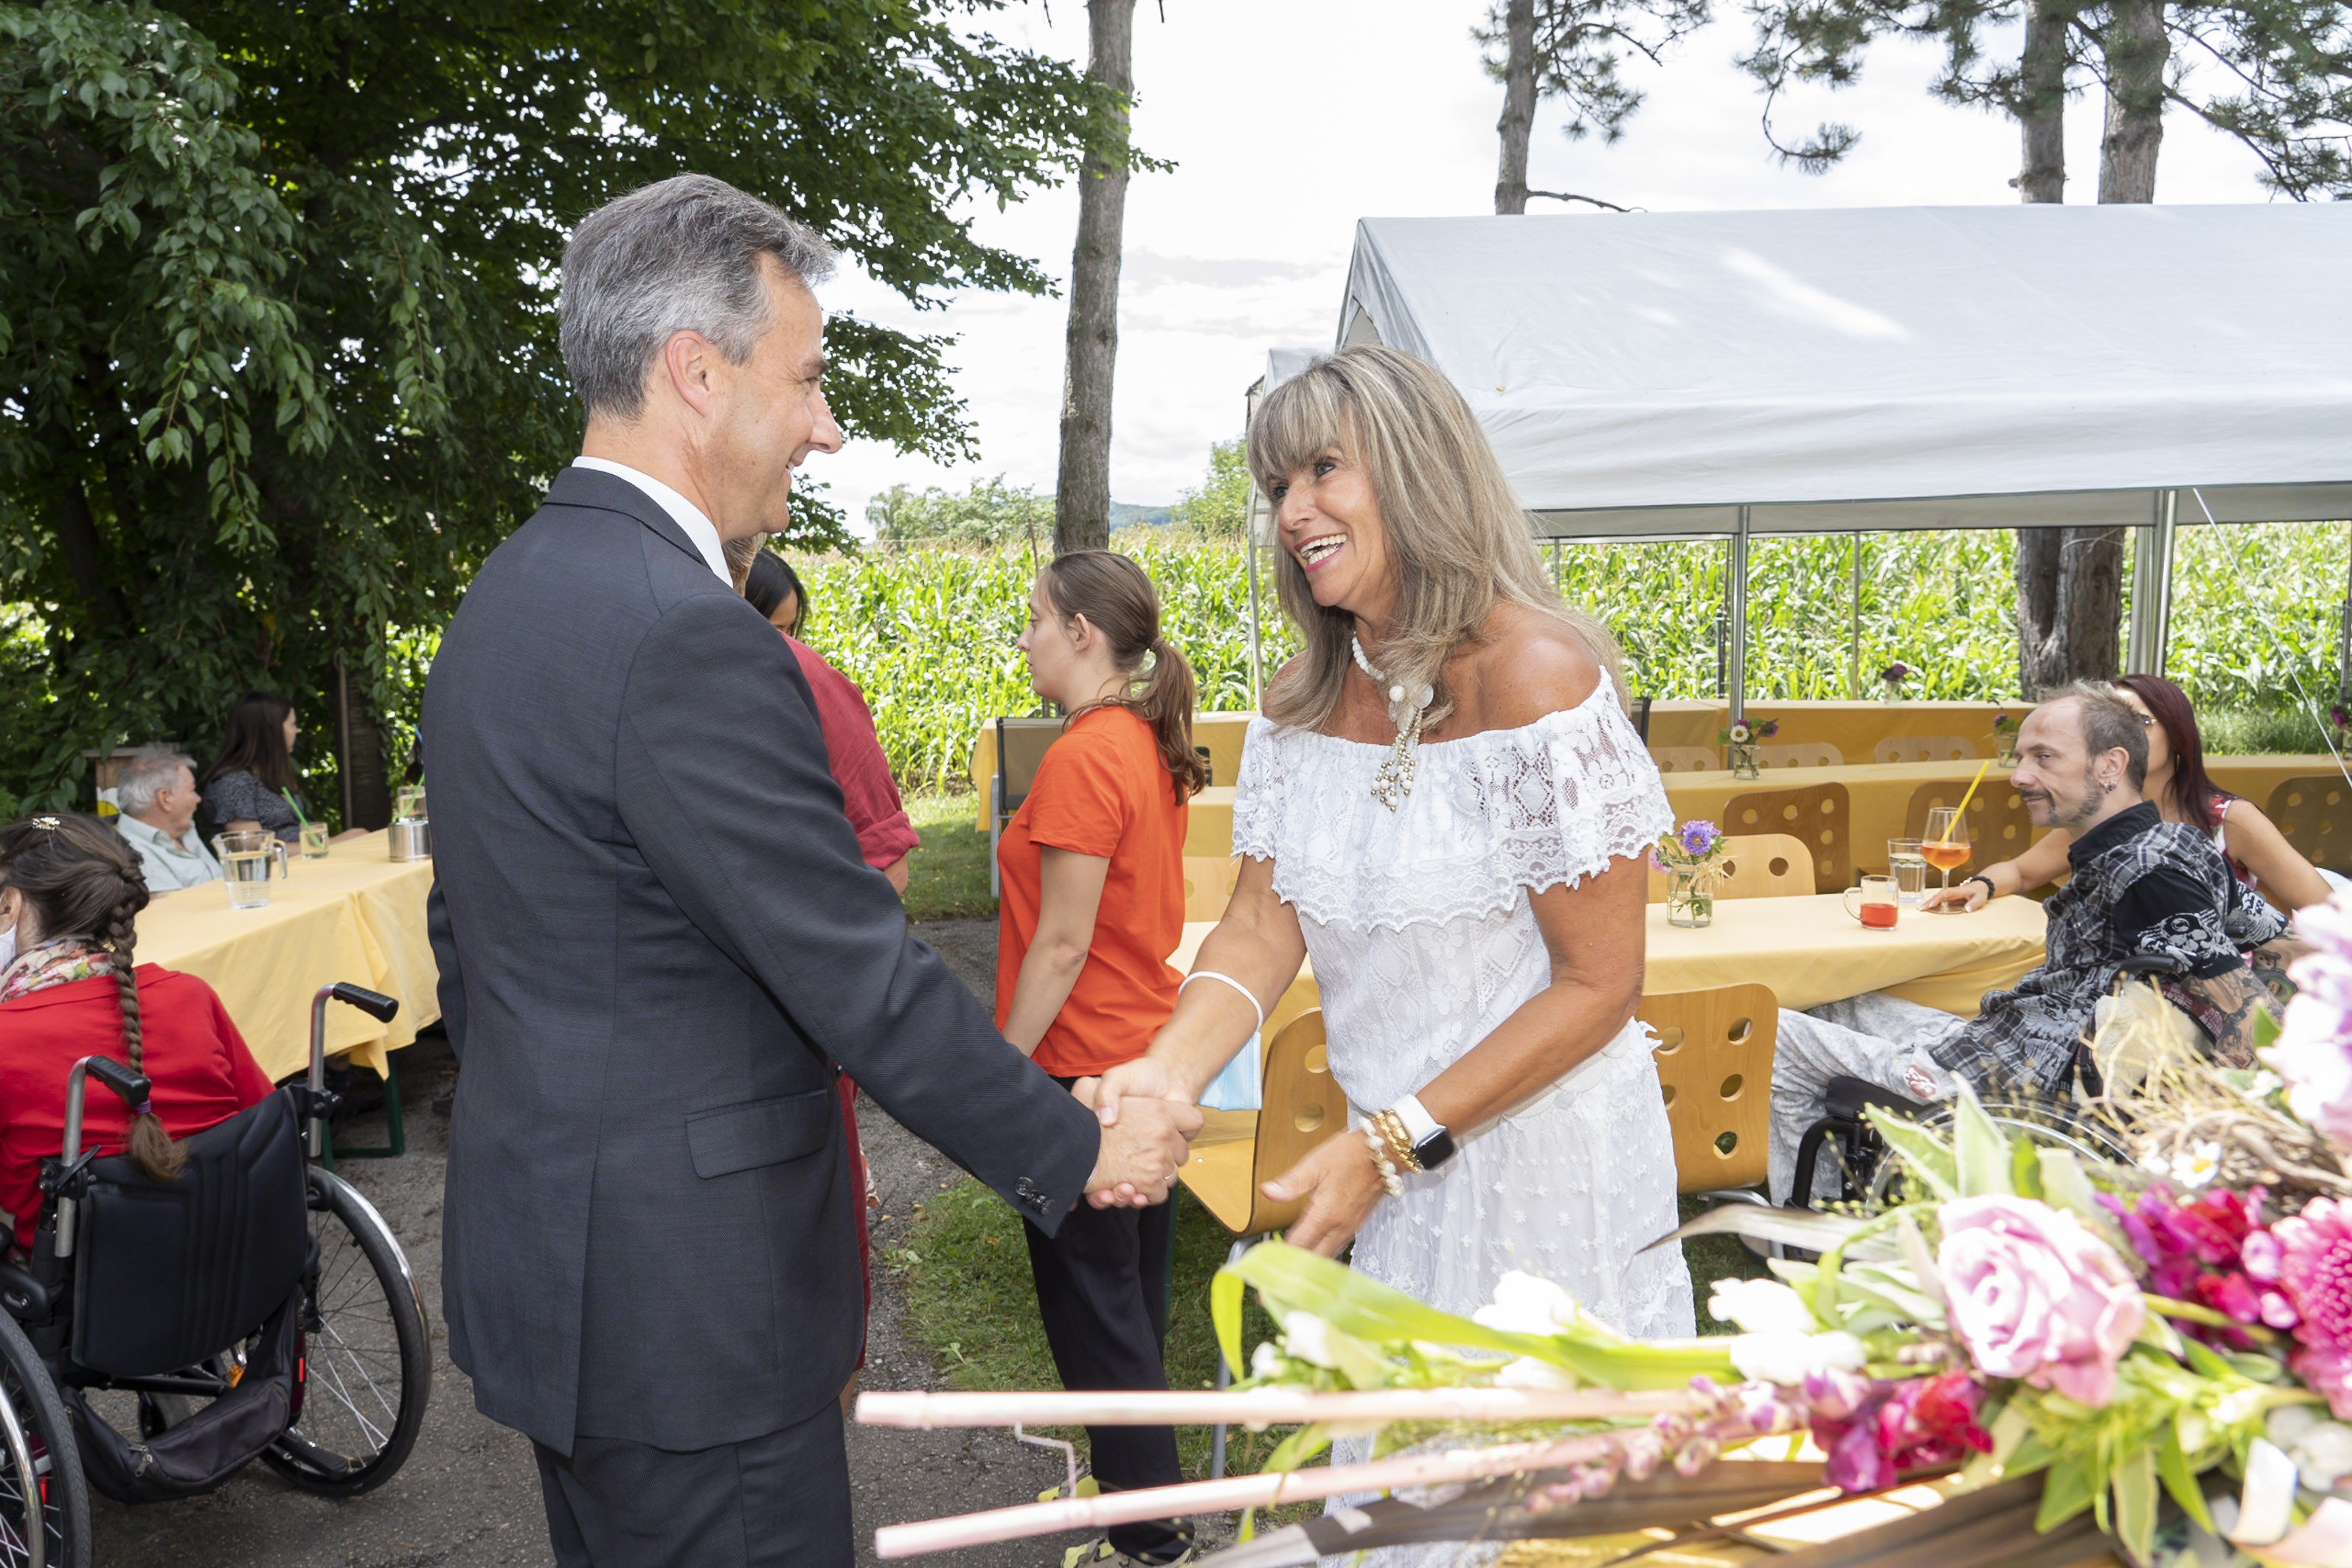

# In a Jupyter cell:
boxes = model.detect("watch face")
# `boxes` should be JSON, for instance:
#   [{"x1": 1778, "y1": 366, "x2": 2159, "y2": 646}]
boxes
[{"x1": 1415, "y1": 1128, "x2": 1457, "y2": 1170}]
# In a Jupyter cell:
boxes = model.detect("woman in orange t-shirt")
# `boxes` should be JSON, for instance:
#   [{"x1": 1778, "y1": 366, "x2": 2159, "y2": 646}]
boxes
[{"x1": 996, "y1": 549, "x2": 1204, "y2": 1567}]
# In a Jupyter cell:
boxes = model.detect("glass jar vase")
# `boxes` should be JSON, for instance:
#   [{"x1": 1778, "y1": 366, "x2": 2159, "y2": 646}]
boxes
[
  {"x1": 1666, "y1": 867, "x2": 1716, "y2": 928},
  {"x1": 1728, "y1": 741, "x2": 1761, "y2": 780}
]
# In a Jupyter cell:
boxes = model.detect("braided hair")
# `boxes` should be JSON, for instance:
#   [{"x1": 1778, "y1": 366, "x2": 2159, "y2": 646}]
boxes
[{"x1": 0, "y1": 814, "x2": 184, "y2": 1181}]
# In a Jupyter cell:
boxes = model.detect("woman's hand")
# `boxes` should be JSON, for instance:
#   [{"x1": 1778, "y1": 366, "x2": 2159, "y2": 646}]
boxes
[{"x1": 1266, "y1": 1129, "x2": 1387, "y2": 1256}]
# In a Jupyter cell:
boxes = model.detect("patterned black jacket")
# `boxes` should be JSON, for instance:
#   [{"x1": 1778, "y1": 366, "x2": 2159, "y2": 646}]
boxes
[{"x1": 1930, "y1": 801, "x2": 2289, "y2": 1095}]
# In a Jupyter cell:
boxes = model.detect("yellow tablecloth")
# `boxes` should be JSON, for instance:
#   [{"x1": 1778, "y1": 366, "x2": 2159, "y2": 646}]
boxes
[
  {"x1": 133, "y1": 831, "x2": 439, "y2": 1083},
  {"x1": 1170, "y1": 889, "x2": 2046, "y2": 1043},
  {"x1": 1662, "y1": 754, "x2": 2339, "y2": 878}
]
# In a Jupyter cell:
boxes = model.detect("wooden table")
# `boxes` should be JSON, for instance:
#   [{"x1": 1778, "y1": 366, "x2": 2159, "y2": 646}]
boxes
[
  {"x1": 968, "y1": 712, "x2": 1258, "y2": 830},
  {"x1": 1172, "y1": 889, "x2": 2047, "y2": 1052},
  {"x1": 133, "y1": 830, "x2": 439, "y2": 1082}
]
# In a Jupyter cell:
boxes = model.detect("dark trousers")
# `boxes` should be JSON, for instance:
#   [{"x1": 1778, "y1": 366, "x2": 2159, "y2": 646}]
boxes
[
  {"x1": 534, "y1": 1398, "x2": 852, "y2": 1568},
  {"x1": 1023, "y1": 1190, "x2": 1187, "y2": 1561}
]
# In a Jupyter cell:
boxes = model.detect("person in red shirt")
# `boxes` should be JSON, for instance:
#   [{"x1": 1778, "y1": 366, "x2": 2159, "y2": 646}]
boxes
[
  {"x1": 0, "y1": 814, "x2": 273, "y2": 1256},
  {"x1": 996, "y1": 549, "x2": 1206, "y2": 1568}
]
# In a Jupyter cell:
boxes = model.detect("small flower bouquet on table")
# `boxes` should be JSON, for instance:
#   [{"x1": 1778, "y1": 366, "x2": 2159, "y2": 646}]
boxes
[
  {"x1": 1720, "y1": 718, "x2": 1778, "y2": 780},
  {"x1": 1880, "y1": 662, "x2": 1913, "y2": 704},
  {"x1": 1992, "y1": 710, "x2": 2021, "y2": 766},
  {"x1": 1653, "y1": 819, "x2": 1731, "y2": 928},
  {"x1": 856, "y1": 892, "x2": 2352, "y2": 1568}
]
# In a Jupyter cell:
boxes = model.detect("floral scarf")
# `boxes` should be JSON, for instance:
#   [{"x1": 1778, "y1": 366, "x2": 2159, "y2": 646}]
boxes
[{"x1": 0, "y1": 937, "x2": 107, "y2": 1004}]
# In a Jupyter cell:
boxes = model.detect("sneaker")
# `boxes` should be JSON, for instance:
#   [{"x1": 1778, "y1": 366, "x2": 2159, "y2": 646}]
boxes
[{"x1": 1061, "y1": 1536, "x2": 1195, "y2": 1568}]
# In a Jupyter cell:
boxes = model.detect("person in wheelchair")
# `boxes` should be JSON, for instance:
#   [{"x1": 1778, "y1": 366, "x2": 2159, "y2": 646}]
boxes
[
  {"x1": 0, "y1": 812, "x2": 273, "y2": 1256},
  {"x1": 1768, "y1": 682, "x2": 2289, "y2": 1204}
]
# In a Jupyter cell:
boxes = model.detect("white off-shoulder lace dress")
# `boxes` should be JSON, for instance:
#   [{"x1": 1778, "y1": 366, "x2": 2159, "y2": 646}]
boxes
[{"x1": 1232, "y1": 685, "x2": 1695, "y2": 1339}]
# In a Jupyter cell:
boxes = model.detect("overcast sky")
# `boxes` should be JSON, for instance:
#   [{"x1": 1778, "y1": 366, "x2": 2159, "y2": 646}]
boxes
[{"x1": 810, "y1": 0, "x2": 2279, "y2": 531}]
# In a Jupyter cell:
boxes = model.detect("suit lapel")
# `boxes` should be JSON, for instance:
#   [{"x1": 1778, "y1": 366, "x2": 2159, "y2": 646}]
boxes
[{"x1": 543, "y1": 464, "x2": 708, "y2": 574}]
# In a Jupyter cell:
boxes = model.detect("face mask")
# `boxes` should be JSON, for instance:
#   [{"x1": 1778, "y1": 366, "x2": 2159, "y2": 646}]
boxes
[{"x1": 0, "y1": 924, "x2": 15, "y2": 974}]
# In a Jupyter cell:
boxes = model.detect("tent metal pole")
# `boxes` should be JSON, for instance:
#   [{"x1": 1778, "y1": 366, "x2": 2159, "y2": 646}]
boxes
[
  {"x1": 2126, "y1": 490, "x2": 2178, "y2": 676},
  {"x1": 2339, "y1": 523, "x2": 2352, "y2": 705},
  {"x1": 1729, "y1": 507, "x2": 1750, "y2": 722},
  {"x1": 1849, "y1": 535, "x2": 1861, "y2": 699},
  {"x1": 1244, "y1": 481, "x2": 1265, "y2": 708}
]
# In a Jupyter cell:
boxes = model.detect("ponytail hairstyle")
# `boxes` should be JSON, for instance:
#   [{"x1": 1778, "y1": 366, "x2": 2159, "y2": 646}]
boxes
[
  {"x1": 1039, "y1": 550, "x2": 1209, "y2": 802},
  {"x1": 0, "y1": 814, "x2": 184, "y2": 1182}
]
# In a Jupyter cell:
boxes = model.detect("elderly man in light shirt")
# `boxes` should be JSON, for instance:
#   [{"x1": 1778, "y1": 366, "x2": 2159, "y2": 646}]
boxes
[{"x1": 113, "y1": 746, "x2": 222, "y2": 891}]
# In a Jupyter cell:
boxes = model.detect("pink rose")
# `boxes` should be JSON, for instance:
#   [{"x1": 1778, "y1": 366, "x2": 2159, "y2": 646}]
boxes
[{"x1": 1937, "y1": 1196, "x2": 2146, "y2": 1407}]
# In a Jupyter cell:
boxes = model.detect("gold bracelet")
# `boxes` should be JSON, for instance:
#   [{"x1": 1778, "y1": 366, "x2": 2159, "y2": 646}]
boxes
[{"x1": 1374, "y1": 1109, "x2": 1423, "y2": 1175}]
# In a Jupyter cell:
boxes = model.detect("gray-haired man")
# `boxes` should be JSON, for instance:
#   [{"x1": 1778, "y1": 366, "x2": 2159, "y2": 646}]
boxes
[
  {"x1": 112, "y1": 747, "x2": 221, "y2": 891},
  {"x1": 1767, "y1": 681, "x2": 2289, "y2": 1203},
  {"x1": 423, "y1": 175, "x2": 1199, "y2": 1567}
]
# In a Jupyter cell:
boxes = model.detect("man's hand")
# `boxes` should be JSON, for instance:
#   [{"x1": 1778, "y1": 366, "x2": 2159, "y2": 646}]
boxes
[
  {"x1": 1091, "y1": 1056, "x2": 1194, "y2": 1127},
  {"x1": 1082, "y1": 1092, "x2": 1202, "y2": 1209},
  {"x1": 1266, "y1": 1131, "x2": 1386, "y2": 1256},
  {"x1": 1921, "y1": 880, "x2": 1988, "y2": 913}
]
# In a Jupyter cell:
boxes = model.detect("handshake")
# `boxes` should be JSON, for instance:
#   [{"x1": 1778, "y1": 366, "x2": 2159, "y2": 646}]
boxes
[{"x1": 1072, "y1": 1059, "x2": 1202, "y2": 1209}]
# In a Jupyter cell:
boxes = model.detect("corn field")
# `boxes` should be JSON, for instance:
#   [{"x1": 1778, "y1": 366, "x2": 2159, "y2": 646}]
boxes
[{"x1": 375, "y1": 521, "x2": 2349, "y2": 791}]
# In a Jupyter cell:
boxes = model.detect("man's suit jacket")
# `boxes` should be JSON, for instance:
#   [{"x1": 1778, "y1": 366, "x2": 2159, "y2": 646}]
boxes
[{"x1": 423, "y1": 467, "x2": 1100, "y2": 1454}]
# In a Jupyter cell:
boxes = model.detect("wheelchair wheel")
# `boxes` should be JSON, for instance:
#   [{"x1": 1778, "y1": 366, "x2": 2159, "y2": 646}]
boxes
[
  {"x1": 0, "y1": 1312, "x2": 89, "y2": 1568},
  {"x1": 259, "y1": 1169, "x2": 431, "y2": 1496}
]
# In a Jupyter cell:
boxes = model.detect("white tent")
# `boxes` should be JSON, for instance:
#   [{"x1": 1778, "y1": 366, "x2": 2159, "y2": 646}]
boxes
[{"x1": 1298, "y1": 206, "x2": 2352, "y2": 707}]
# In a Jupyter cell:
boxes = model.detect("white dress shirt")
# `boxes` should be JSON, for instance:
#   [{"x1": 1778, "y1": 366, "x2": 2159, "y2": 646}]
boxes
[
  {"x1": 570, "y1": 457, "x2": 731, "y2": 586},
  {"x1": 116, "y1": 812, "x2": 224, "y2": 891}
]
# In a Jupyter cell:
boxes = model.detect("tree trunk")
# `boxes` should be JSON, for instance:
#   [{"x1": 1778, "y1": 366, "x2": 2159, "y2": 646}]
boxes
[
  {"x1": 1494, "y1": 0, "x2": 1537, "y2": 215},
  {"x1": 2014, "y1": 524, "x2": 2126, "y2": 697},
  {"x1": 334, "y1": 654, "x2": 396, "y2": 831},
  {"x1": 1053, "y1": 0, "x2": 1137, "y2": 558},
  {"x1": 2098, "y1": 0, "x2": 2168, "y2": 202},
  {"x1": 42, "y1": 429, "x2": 126, "y2": 632},
  {"x1": 2015, "y1": 0, "x2": 2069, "y2": 202}
]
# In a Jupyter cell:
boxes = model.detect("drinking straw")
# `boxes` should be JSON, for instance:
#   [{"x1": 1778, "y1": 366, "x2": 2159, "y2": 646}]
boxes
[
  {"x1": 857, "y1": 1387, "x2": 1697, "y2": 1430},
  {"x1": 1937, "y1": 759, "x2": 1992, "y2": 844},
  {"x1": 280, "y1": 786, "x2": 310, "y2": 826}
]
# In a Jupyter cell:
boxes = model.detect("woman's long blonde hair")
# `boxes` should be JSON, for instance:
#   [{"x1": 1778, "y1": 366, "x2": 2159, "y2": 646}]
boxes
[{"x1": 1247, "y1": 345, "x2": 1626, "y2": 733}]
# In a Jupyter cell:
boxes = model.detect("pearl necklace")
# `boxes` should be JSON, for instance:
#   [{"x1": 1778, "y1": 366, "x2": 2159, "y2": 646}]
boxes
[{"x1": 1352, "y1": 634, "x2": 1432, "y2": 811}]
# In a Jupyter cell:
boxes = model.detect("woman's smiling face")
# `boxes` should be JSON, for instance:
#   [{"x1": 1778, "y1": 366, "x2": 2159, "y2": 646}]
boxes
[{"x1": 1271, "y1": 445, "x2": 1395, "y2": 627}]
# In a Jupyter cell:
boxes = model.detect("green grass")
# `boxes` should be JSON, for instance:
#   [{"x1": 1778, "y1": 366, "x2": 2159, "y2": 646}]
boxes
[
  {"x1": 901, "y1": 790, "x2": 996, "y2": 922},
  {"x1": 889, "y1": 1179, "x2": 1774, "y2": 1487}
]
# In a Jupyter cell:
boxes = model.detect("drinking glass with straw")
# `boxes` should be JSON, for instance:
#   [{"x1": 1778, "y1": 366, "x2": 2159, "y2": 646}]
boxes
[{"x1": 1923, "y1": 758, "x2": 1991, "y2": 909}]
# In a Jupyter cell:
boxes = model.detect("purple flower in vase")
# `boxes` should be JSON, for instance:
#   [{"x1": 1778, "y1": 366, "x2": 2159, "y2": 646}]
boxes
[
  {"x1": 1676, "y1": 820, "x2": 1722, "y2": 859},
  {"x1": 1755, "y1": 719, "x2": 1780, "y2": 739},
  {"x1": 1879, "y1": 663, "x2": 1912, "y2": 684}
]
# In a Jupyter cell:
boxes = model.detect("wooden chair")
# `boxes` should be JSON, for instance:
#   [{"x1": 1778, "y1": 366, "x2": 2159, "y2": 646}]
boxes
[
  {"x1": 1874, "y1": 735, "x2": 1980, "y2": 764},
  {"x1": 1757, "y1": 741, "x2": 1844, "y2": 769},
  {"x1": 1641, "y1": 985, "x2": 1775, "y2": 1194},
  {"x1": 1178, "y1": 1010, "x2": 1347, "y2": 1239},
  {"x1": 1182, "y1": 856, "x2": 1241, "y2": 920},
  {"x1": 987, "y1": 716, "x2": 1064, "y2": 896},
  {"x1": 2269, "y1": 775, "x2": 2352, "y2": 875},
  {"x1": 1646, "y1": 833, "x2": 1814, "y2": 903},
  {"x1": 1903, "y1": 777, "x2": 2036, "y2": 867},
  {"x1": 1722, "y1": 783, "x2": 1851, "y2": 894},
  {"x1": 1649, "y1": 746, "x2": 1720, "y2": 774}
]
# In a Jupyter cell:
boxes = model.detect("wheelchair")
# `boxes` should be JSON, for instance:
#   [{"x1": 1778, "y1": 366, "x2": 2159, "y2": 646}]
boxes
[
  {"x1": 0, "y1": 983, "x2": 433, "y2": 1567},
  {"x1": 1788, "y1": 954, "x2": 2193, "y2": 1213}
]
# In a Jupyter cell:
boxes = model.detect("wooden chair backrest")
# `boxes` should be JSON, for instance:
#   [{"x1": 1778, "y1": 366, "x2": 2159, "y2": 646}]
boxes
[
  {"x1": 2269, "y1": 775, "x2": 2352, "y2": 874},
  {"x1": 1722, "y1": 783, "x2": 1851, "y2": 894},
  {"x1": 1646, "y1": 833, "x2": 1815, "y2": 903},
  {"x1": 994, "y1": 717, "x2": 1064, "y2": 815},
  {"x1": 1249, "y1": 1010, "x2": 1346, "y2": 1234},
  {"x1": 1182, "y1": 856, "x2": 1241, "y2": 921},
  {"x1": 1874, "y1": 734, "x2": 1980, "y2": 765},
  {"x1": 1649, "y1": 746, "x2": 1720, "y2": 775},
  {"x1": 1902, "y1": 777, "x2": 2036, "y2": 866},
  {"x1": 1758, "y1": 742, "x2": 1844, "y2": 769},
  {"x1": 1641, "y1": 984, "x2": 1775, "y2": 1193}
]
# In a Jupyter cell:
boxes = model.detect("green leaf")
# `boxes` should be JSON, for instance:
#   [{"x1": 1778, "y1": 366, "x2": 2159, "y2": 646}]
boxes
[
  {"x1": 1949, "y1": 1087, "x2": 2016, "y2": 1198},
  {"x1": 2112, "y1": 1445, "x2": 2159, "y2": 1563},
  {"x1": 1212, "y1": 1266, "x2": 1246, "y2": 1377},
  {"x1": 2158, "y1": 1423, "x2": 2216, "y2": 1535},
  {"x1": 1646, "y1": 1202, "x2": 1893, "y2": 1260},
  {"x1": 2036, "y1": 1454, "x2": 2100, "y2": 1531},
  {"x1": 1862, "y1": 1109, "x2": 1959, "y2": 1201}
]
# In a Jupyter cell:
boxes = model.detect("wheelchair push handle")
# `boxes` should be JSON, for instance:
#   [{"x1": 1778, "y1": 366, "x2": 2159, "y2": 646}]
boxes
[
  {"x1": 86, "y1": 1056, "x2": 151, "y2": 1110},
  {"x1": 55, "y1": 1052, "x2": 151, "y2": 1260},
  {"x1": 307, "y1": 981, "x2": 402, "y2": 1158}
]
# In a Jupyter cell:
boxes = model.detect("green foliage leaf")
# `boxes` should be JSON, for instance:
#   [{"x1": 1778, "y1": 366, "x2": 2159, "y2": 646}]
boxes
[
  {"x1": 1949, "y1": 1087, "x2": 2017, "y2": 1198},
  {"x1": 1863, "y1": 1108, "x2": 1959, "y2": 1201}
]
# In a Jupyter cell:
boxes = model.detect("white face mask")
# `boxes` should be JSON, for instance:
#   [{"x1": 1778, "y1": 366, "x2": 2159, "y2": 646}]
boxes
[{"x1": 0, "y1": 923, "x2": 15, "y2": 974}]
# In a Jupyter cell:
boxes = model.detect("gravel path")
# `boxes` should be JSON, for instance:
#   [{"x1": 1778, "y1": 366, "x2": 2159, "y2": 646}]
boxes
[{"x1": 83, "y1": 916, "x2": 1083, "y2": 1568}]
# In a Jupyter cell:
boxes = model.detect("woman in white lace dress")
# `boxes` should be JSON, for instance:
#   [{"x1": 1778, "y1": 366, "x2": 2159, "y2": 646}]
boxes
[{"x1": 1095, "y1": 346, "x2": 1693, "y2": 1343}]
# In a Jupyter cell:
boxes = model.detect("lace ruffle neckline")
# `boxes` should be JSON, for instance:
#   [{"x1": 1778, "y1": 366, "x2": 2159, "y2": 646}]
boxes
[{"x1": 1230, "y1": 685, "x2": 1672, "y2": 933}]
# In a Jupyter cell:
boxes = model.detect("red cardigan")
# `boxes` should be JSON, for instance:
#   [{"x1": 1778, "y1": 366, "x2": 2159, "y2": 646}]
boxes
[
  {"x1": 783, "y1": 634, "x2": 918, "y2": 872},
  {"x1": 0, "y1": 966, "x2": 274, "y2": 1253}
]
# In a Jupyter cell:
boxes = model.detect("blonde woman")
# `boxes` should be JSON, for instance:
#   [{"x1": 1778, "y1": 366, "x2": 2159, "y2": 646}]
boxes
[{"x1": 1095, "y1": 346, "x2": 1693, "y2": 1345}]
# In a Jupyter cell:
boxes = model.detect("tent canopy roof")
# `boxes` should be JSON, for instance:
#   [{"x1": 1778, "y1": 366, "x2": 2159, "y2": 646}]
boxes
[{"x1": 1334, "y1": 206, "x2": 2352, "y2": 537}]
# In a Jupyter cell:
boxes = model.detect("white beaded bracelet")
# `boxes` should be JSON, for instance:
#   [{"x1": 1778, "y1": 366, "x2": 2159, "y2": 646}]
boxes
[
  {"x1": 1179, "y1": 970, "x2": 1264, "y2": 1037},
  {"x1": 1363, "y1": 1125, "x2": 1405, "y2": 1197}
]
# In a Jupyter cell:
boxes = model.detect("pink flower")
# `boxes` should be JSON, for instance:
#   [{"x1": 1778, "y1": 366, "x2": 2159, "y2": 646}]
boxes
[
  {"x1": 1937, "y1": 1196, "x2": 2145, "y2": 1407},
  {"x1": 2272, "y1": 1198, "x2": 2352, "y2": 1417},
  {"x1": 2269, "y1": 894, "x2": 2352, "y2": 1151}
]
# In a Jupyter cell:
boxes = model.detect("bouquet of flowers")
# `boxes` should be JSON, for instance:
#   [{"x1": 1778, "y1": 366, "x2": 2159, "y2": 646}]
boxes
[
  {"x1": 1880, "y1": 662, "x2": 1914, "y2": 701},
  {"x1": 1720, "y1": 719, "x2": 1780, "y2": 746},
  {"x1": 1652, "y1": 819, "x2": 1732, "y2": 926}
]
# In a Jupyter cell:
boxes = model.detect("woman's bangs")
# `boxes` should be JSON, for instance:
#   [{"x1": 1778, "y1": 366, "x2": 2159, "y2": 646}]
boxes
[{"x1": 1248, "y1": 367, "x2": 1350, "y2": 496}]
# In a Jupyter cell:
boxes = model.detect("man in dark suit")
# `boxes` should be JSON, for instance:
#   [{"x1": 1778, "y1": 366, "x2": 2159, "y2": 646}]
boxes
[{"x1": 423, "y1": 174, "x2": 1198, "y2": 1568}]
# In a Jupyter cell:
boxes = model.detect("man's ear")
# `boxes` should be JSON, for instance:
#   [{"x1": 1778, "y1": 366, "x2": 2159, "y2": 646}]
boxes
[{"x1": 661, "y1": 330, "x2": 718, "y2": 417}]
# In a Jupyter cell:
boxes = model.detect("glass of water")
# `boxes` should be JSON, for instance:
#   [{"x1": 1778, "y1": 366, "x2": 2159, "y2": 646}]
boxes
[
  {"x1": 1887, "y1": 838, "x2": 1929, "y2": 906},
  {"x1": 299, "y1": 819, "x2": 331, "y2": 858},
  {"x1": 212, "y1": 830, "x2": 288, "y2": 909}
]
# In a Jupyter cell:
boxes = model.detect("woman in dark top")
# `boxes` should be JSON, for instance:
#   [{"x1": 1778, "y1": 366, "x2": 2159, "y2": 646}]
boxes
[{"x1": 199, "y1": 691, "x2": 364, "y2": 845}]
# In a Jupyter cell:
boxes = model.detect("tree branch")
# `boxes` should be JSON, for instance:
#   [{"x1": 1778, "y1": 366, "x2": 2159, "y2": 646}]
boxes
[{"x1": 1525, "y1": 187, "x2": 1635, "y2": 210}]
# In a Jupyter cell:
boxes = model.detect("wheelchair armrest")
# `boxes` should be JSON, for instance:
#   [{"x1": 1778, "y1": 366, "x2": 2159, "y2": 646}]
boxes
[
  {"x1": 2116, "y1": 954, "x2": 2185, "y2": 979},
  {"x1": 1824, "y1": 1074, "x2": 1925, "y2": 1121}
]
